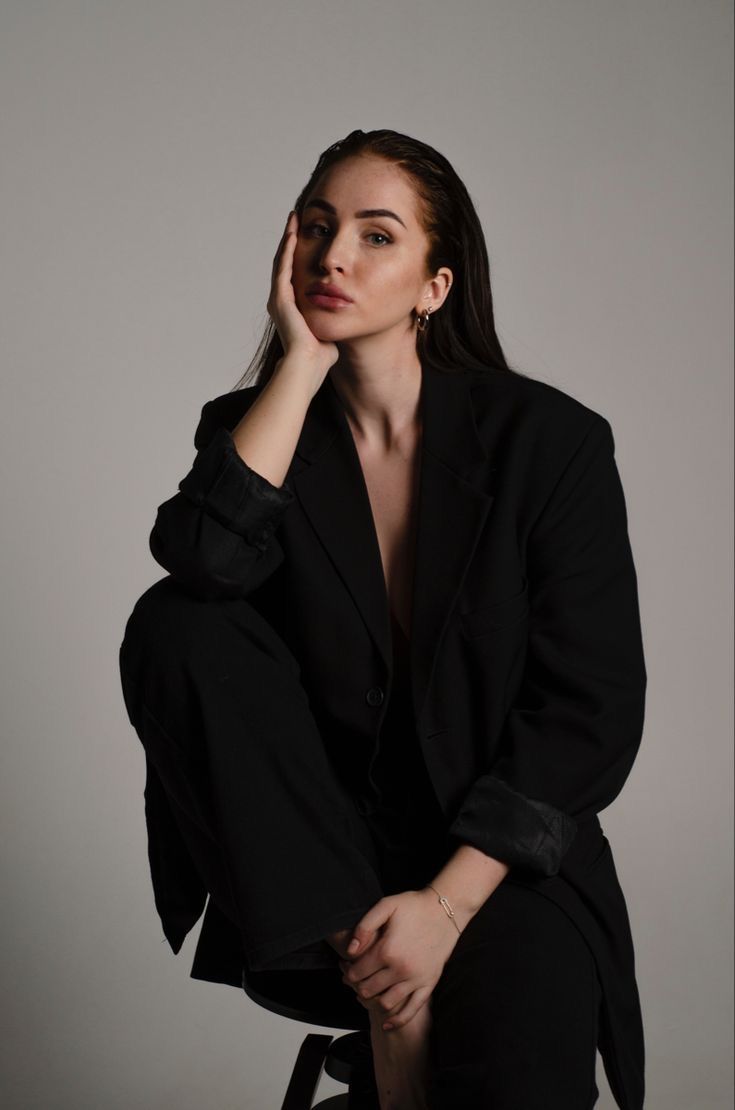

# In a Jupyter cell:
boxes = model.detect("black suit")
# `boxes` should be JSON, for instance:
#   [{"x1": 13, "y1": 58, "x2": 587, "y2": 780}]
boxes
[{"x1": 120, "y1": 362, "x2": 647, "y2": 1109}]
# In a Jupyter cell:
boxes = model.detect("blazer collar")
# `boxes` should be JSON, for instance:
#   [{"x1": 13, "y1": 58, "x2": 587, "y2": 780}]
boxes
[{"x1": 289, "y1": 363, "x2": 496, "y2": 727}]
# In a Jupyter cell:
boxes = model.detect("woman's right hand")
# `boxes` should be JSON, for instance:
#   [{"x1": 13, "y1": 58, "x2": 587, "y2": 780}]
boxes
[{"x1": 267, "y1": 210, "x2": 340, "y2": 380}]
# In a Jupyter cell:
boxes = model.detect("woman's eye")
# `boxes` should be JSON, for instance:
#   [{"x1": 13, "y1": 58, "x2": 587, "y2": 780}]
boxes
[{"x1": 302, "y1": 223, "x2": 392, "y2": 246}]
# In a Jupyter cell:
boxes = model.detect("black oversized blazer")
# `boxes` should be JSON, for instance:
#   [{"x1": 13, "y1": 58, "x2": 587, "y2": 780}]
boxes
[{"x1": 133, "y1": 362, "x2": 647, "y2": 1110}]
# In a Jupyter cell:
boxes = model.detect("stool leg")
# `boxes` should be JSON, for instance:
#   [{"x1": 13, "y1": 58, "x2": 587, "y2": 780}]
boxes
[
  {"x1": 346, "y1": 1066, "x2": 381, "y2": 1109},
  {"x1": 281, "y1": 1033, "x2": 334, "y2": 1110}
]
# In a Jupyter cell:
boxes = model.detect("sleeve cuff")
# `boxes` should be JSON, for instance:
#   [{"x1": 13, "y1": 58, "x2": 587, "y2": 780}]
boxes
[
  {"x1": 448, "y1": 773, "x2": 578, "y2": 877},
  {"x1": 177, "y1": 425, "x2": 296, "y2": 551}
]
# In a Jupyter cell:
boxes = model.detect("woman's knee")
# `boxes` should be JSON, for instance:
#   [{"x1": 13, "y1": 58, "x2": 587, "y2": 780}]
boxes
[
  {"x1": 121, "y1": 575, "x2": 288, "y2": 672},
  {"x1": 119, "y1": 575, "x2": 304, "y2": 720},
  {"x1": 120, "y1": 577, "x2": 202, "y2": 679}
]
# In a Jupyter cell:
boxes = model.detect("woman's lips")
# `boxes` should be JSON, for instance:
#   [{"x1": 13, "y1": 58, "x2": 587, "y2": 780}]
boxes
[{"x1": 306, "y1": 292, "x2": 354, "y2": 308}]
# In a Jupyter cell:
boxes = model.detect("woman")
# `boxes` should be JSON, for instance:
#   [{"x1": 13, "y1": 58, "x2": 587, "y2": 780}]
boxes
[{"x1": 119, "y1": 129, "x2": 647, "y2": 1109}]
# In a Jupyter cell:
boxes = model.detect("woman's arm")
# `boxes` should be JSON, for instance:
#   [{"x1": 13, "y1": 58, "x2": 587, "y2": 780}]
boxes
[
  {"x1": 227, "y1": 355, "x2": 326, "y2": 487},
  {"x1": 436, "y1": 414, "x2": 647, "y2": 905},
  {"x1": 149, "y1": 356, "x2": 324, "y2": 601},
  {"x1": 149, "y1": 211, "x2": 338, "y2": 602}
]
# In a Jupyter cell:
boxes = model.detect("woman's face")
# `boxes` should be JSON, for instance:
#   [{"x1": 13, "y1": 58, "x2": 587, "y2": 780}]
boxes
[{"x1": 291, "y1": 154, "x2": 445, "y2": 344}]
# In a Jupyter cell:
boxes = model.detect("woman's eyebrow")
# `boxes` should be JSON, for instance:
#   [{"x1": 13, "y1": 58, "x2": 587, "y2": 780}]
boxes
[{"x1": 303, "y1": 198, "x2": 407, "y2": 229}]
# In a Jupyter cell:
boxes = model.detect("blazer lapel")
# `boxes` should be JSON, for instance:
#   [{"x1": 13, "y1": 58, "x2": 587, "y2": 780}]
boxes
[
  {"x1": 290, "y1": 364, "x2": 496, "y2": 726},
  {"x1": 410, "y1": 366, "x2": 496, "y2": 724},
  {"x1": 290, "y1": 376, "x2": 393, "y2": 678}
]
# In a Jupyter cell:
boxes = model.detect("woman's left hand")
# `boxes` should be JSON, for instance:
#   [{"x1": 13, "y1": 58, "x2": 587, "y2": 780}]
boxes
[{"x1": 337, "y1": 888, "x2": 463, "y2": 1029}]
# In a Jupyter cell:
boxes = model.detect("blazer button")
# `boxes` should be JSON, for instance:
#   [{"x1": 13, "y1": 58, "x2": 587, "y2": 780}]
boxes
[
  {"x1": 366, "y1": 686, "x2": 384, "y2": 707},
  {"x1": 354, "y1": 792, "x2": 378, "y2": 816}
]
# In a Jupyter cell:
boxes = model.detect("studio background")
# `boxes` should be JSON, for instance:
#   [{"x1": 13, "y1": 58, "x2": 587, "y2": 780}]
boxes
[{"x1": 1, "y1": 2, "x2": 731, "y2": 1107}]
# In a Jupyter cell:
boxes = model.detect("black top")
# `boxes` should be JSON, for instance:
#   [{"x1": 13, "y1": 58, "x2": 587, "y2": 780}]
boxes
[
  {"x1": 369, "y1": 609, "x2": 415, "y2": 810},
  {"x1": 365, "y1": 609, "x2": 450, "y2": 891}
]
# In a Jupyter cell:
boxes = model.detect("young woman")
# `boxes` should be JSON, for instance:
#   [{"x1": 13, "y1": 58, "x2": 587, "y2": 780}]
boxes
[{"x1": 119, "y1": 129, "x2": 647, "y2": 1109}]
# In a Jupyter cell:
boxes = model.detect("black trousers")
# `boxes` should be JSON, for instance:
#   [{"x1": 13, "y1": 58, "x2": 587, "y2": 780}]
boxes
[{"x1": 120, "y1": 577, "x2": 602, "y2": 1109}]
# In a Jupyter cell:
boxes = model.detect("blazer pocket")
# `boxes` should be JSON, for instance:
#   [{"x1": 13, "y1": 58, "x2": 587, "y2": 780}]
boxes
[{"x1": 460, "y1": 579, "x2": 530, "y2": 639}]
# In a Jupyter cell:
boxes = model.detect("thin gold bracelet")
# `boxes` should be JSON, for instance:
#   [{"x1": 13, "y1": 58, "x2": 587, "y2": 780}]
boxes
[{"x1": 427, "y1": 883, "x2": 462, "y2": 935}]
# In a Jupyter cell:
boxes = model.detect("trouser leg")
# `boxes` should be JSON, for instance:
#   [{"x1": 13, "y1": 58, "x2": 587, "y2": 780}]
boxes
[
  {"x1": 119, "y1": 576, "x2": 386, "y2": 973},
  {"x1": 426, "y1": 880, "x2": 602, "y2": 1109}
]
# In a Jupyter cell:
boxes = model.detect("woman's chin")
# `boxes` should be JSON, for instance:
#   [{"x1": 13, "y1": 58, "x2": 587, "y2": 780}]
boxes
[{"x1": 302, "y1": 317, "x2": 350, "y2": 343}]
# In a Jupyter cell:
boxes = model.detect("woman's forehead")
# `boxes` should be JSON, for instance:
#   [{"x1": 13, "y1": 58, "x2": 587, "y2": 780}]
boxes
[{"x1": 306, "y1": 157, "x2": 420, "y2": 222}]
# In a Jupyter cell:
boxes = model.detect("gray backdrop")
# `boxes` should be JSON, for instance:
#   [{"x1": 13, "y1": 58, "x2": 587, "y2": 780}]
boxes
[{"x1": 1, "y1": 2, "x2": 732, "y2": 1107}]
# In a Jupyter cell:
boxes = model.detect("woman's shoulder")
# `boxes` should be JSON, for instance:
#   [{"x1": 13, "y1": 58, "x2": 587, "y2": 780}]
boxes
[
  {"x1": 467, "y1": 364, "x2": 607, "y2": 423},
  {"x1": 459, "y1": 367, "x2": 625, "y2": 510},
  {"x1": 465, "y1": 365, "x2": 612, "y2": 456},
  {"x1": 196, "y1": 368, "x2": 615, "y2": 466}
]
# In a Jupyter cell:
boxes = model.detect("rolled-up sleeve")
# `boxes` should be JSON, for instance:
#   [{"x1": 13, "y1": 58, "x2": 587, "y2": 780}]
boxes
[
  {"x1": 449, "y1": 415, "x2": 647, "y2": 877},
  {"x1": 149, "y1": 398, "x2": 296, "y2": 601}
]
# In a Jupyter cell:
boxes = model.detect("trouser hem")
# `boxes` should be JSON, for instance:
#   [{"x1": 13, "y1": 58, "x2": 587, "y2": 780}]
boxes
[{"x1": 245, "y1": 892, "x2": 383, "y2": 973}]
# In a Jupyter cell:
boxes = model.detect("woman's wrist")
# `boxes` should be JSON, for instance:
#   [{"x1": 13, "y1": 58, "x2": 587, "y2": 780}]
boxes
[
  {"x1": 426, "y1": 843, "x2": 511, "y2": 926},
  {"x1": 275, "y1": 351, "x2": 330, "y2": 400},
  {"x1": 422, "y1": 883, "x2": 466, "y2": 937}
]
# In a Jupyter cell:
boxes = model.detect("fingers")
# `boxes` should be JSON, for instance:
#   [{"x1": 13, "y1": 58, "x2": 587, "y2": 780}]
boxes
[
  {"x1": 349, "y1": 898, "x2": 395, "y2": 954},
  {"x1": 276, "y1": 211, "x2": 297, "y2": 273},
  {"x1": 267, "y1": 211, "x2": 298, "y2": 318},
  {"x1": 381, "y1": 985, "x2": 433, "y2": 1031},
  {"x1": 357, "y1": 979, "x2": 414, "y2": 1016},
  {"x1": 347, "y1": 928, "x2": 379, "y2": 957},
  {"x1": 338, "y1": 943, "x2": 383, "y2": 988},
  {"x1": 272, "y1": 211, "x2": 295, "y2": 269},
  {"x1": 371, "y1": 979, "x2": 414, "y2": 1016},
  {"x1": 340, "y1": 953, "x2": 417, "y2": 1020},
  {"x1": 346, "y1": 962, "x2": 399, "y2": 999}
]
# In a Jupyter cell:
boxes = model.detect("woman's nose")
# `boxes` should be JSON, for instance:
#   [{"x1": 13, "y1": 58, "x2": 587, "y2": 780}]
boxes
[{"x1": 316, "y1": 230, "x2": 352, "y2": 273}]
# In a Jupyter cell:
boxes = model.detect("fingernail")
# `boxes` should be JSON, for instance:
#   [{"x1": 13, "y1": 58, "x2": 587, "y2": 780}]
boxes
[
  {"x1": 348, "y1": 938, "x2": 359, "y2": 953},
  {"x1": 383, "y1": 1023, "x2": 393, "y2": 1031}
]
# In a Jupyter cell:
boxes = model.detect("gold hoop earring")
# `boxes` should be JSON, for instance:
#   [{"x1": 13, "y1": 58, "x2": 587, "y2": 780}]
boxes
[{"x1": 417, "y1": 307, "x2": 431, "y2": 332}]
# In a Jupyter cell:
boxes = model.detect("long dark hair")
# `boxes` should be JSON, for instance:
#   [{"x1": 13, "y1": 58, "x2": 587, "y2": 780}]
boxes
[{"x1": 232, "y1": 128, "x2": 532, "y2": 391}]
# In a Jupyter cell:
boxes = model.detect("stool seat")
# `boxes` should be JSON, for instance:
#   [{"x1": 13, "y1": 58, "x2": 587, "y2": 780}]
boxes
[
  {"x1": 243, "y1": 967, "x2": 371, "y2": 1030},
  {"x1": 242, "y1": 966, "x2": 379, "y2": 1109}
]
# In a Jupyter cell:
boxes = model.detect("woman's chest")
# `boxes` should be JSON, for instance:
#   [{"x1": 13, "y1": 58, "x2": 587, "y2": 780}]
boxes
[{"x1": 355, "y1": 439, "x2": 422, "y2": 640}]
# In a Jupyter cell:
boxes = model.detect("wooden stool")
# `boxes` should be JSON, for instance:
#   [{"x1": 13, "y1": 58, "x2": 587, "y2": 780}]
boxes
[{"x1": 243, "y1": 966, "x2": 380, "y2": 1109}]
